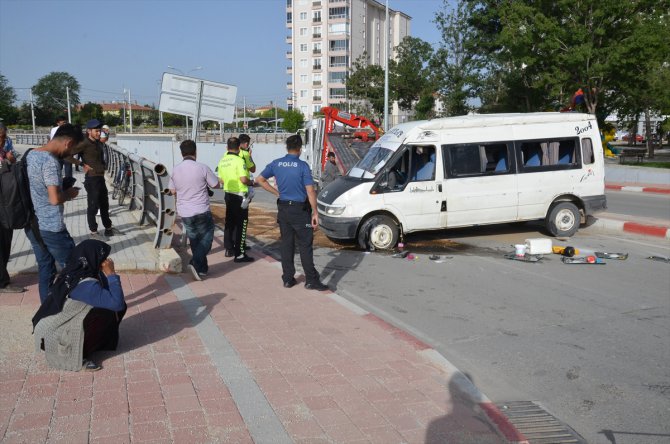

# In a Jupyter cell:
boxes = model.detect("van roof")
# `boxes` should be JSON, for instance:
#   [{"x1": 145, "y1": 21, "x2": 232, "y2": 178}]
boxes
[{"x1": 400, "y1": 112, "x2": 596, "y2": 132}]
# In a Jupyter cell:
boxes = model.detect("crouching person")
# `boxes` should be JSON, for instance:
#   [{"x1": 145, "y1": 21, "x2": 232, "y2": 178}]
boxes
[{"x1": 32, "y1": 239, "x2": 127, "y2": 372}]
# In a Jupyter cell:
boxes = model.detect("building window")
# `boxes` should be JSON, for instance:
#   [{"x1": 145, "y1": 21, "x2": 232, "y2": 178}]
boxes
[
  {"x1": 301, "y1": 106, "x2": 308, "y2": 114},
  {"x1": 300, "y1": 58, "x2": 308, "y2": 67},
  {"x1": 313, "y1": 42, "x2": 322, "y2": 54},
  {"x1": 329, "y1": 88, "x2": 346, "y2": 99},
  {"x1": 313, "y1": 73, "x2": 322, "y2": 82},
  {"x1": 329, "y1": 6, "x2": 348, "y2": 19},
  {"x1": 329, "y1": 39, "x2": 347, "y2": 51},
  {"x1": 299, "y1": 27, "x2": 308, "y2": 36},
  {"x1": 313, "y1": 26, "x2": 322, "y2": 38},
  {"x1": 329, "y1": 55, "x2": 348, "y2": 67},
  {"x1": 299, "y1": 11, "x2": 307, "y2": 20},
  {"x1": 328, "y1": 71, "x2": 346, "y2": 83},
  {"x1": 287, "y1": 0, "x2": 292, "y2": 6},
  {"x1": 300, "y1": 74, "x2": 308, "y2": 83},
  {"x1": 300, "y1": 43, "x2": 308, "y2": 52},
  {"x1": 328, "y1": 23, "x2": 349, "y2": 34},
  {"x1": 314, "y1": 105, "x2": 322, "y2": 113},
  {"x1": 286, "y1": 12, "x2": 292, "y2": 23},
  {"x1": 313, "y1": 11, "x2": 321, "y2": 22},
  {"x1": 313, "y1": 58, "x2": 322, "y2": 70},
  {"x1": 300, "y1": 90, "x2": 308, "y2": 98}
]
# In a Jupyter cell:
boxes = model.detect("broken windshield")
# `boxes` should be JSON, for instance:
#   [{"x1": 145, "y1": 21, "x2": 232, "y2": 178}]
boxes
[{"x1": 348, "y1": 145, "x2": 396, "y2": 179}]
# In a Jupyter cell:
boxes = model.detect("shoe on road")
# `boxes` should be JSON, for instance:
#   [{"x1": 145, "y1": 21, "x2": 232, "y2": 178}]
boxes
[
  {"x1": 283, "y1": 278, "x2": 297, "y2": 288},
  {"x1": 304, "y1": 281, "x2": 329, "y2": 291},
  {"x1": 104, "y1": 227, "x2": 115, "y2": 237},
  {"x1": 188, "y1": 264, "x2": 202, "y2": 281},
  {"x1": 225, "y1": 249, "x2": 234, "y2": 257},
  {"x1": 0, "y1": 285, "x2": 26, "y2": 293},
  {"x1": 82, "y1": 359, "x2": 101, "y2": 371},
  {"x1": 234, "y1": 255, "x2": 255, "y2": 263}
]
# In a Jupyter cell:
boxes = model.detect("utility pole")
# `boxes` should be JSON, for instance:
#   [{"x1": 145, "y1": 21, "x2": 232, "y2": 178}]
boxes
[
  {"x1": 275, "y1": 99, "x2": 278, "y2": 133},
  {"x1": 66, "y1": 87, "x2": 72, "y2": 123},
  {"x1": 243, "y1": 96, "x2": 247, "y2": 132},
  {"x1": 383, "y1": 0, "x2": 389, "y2": 132},
  {"x1": 128, "y1": 89, "x2": 133, "y2": 133},
  {"x1": 29, "y1": 91, "x2": 36, "y2": 133}
]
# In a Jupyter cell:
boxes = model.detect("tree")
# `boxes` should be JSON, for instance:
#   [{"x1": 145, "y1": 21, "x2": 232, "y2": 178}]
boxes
[
  {"x1": 282, "y1": 109, "x2": 304, "y2": 133},
  {"x1": 0, "y1": 73, "x2": 18, "y2": 124},
  {"x1": 346, "y1": 54, "x2": 388, "y2": 120},
  {"x1": 391, "y1": 37, "x2": 435, "y2": 113},
  {"x1": 75, "y1": 102, "x2": 103, "y2": 124},
  {"x1": 32, "y1": 72, "x2": 80, "y2": 125}
]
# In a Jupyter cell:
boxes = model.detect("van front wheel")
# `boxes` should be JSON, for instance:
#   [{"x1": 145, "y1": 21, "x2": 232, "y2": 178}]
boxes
[
  {"x1": 357, "y1": 215, "x2": 399, "y2": 251},
  {"x1": 546, "y1": 202, "x2": 580, "y2": 237}
]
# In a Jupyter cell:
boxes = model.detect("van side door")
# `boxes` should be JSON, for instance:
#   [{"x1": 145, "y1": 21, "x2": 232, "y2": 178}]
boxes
[
  {"x1": 442, "y1": 142, "x2": 518, "y2": 227},
  {"x1": 379, "y1": 144, "x2": 442, "y2": 231}
]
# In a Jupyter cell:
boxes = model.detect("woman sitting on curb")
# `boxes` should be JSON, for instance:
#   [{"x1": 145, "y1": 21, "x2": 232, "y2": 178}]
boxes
[{"x1": 32, "y1": 239, "x2": 127, "y2": 371}]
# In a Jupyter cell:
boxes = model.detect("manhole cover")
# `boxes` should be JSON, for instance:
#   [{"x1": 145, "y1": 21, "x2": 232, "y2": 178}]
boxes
[{"x1": 496, "y1": 401, "x2": 586, "y2": 443}]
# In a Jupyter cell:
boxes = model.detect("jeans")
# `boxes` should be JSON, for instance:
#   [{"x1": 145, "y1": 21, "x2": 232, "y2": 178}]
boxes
[
  {"x1": 25, "y1": 228, "x2": 75, "y2": 303},
  {"x1": 182, "y1": 211, "x2": 214, "y2": 275}
]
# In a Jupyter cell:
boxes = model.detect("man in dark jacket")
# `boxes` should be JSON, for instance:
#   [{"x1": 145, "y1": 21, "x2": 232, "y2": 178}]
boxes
[{"x1": 72, "y1": 119, "x2": 114, "y2": 237}]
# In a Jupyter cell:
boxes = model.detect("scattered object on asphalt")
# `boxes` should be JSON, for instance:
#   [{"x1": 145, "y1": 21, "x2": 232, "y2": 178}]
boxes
[
  {"x1": 647, "y1": 255, "x2": 670, "y2": 263},
  {"x1": 595, "y1": 252, "x2": 629, "y2": 260},
  {"x1": 392, "y1": 250, "x2": 410, "y2": 258},
  {"x1": 504, "y1": 253, "x2": 543, "y2": 262},
  {"x1": 397, "y1": 242, "x2": 404, "y2": 249},
  {"x1": 525, "y1": 238, "x2": 553, "y2": 255},
  {"x1": 562, "y1": 256, "x2": 605, "y2": 265},
  {"x1": 552, "y1": 245, "x2": 579, "y2": 257},
  {"x1": 514, "y1": 244, "x2": 527, "y2": 257},
  {"x1": 406, "y1": 253, "x2": 418, "y2": 260},
  {"x1": 429, "y1": 254, "x2": 453, "y2": 263}
]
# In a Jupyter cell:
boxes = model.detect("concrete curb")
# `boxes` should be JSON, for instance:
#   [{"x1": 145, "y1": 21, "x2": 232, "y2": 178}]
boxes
[
  {"x1": 606, "y1": 183, "x2": 670, "y2": 194},
  {"x1": 590, "y1": 217, "x2": 670, "y2": 239}
]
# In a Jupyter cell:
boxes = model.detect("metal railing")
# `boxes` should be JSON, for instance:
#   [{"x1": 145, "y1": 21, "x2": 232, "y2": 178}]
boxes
[
  {"x1": 103, "y1": 143, "x2": 176, "y2": 249},
  {"x1": 12, "y1": 134, "x2": 49, "y2": 145}
]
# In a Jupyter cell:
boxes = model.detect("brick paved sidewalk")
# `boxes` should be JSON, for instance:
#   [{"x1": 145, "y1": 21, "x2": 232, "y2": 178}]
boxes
[{"x1": 0, "y1": 236, "x2": 504, "y2": 443}]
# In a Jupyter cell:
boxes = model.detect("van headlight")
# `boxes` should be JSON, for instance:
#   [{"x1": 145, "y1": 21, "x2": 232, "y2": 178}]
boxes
[{"x1": 324, "y1": 204, "x2": 346, "y2": 216}]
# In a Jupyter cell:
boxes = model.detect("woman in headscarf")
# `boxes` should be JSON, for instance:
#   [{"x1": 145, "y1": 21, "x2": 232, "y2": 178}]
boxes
[{"x1": 33, "y1": 239, "x2": 126, "y2": 371}]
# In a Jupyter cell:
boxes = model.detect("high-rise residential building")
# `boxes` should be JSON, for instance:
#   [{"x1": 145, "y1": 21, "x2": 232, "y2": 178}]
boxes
[{"x1": 286, "y1": 0, "x2": 410, "y2": 121}]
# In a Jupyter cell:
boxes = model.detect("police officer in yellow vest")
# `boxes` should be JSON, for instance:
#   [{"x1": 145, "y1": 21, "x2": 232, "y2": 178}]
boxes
[
  {"x1": 217, "y1": 137, "x2": 254, "y2": 263},
  {"x1": 238, "y1": 134, "x2": 256, "y2": 174}
]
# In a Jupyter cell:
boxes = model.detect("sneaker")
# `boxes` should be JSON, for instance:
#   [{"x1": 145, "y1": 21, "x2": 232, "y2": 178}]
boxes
[
  {"x1": 283, "y1": 278, "x2": 297, "y2": 288},
  {"x1": 82, "y1": 359, "x2": 101, "y2": 372},
  {"x1": 233, "y1": 254, "x2": 255, "y2": 263},
  {"x1": 305, "y1": 281, "x2": 329, "y2": 291},
  {"x1": 104, "y1": 227, "x2": 115, "y2": 237},
  {"x1": 198, "y1": 272, "x2": 208, "y2": 279},
  {"x1": 90, "y1": 230, "x2": 100, "y2": 238},
  {"x1": 224, "y1": 249, "x2": 234, "y2": 257},
  {"x1": 188, "y1": 264, "x2": 202, "y2": 281},
  {"x1": 0, "y1": 285, "x2": 26, "y2": 293}
]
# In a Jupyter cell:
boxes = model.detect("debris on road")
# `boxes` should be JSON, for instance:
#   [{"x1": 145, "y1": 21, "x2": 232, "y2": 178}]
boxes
[
  {"x1": 562, "y1": 256, "x2": 606, "y2": 265},
  {"x1": 647, "y1": 256, "x2": 670, "y2": 263},
  {"x1": 595, "y1": 252, "x2": 628, "y2": 260},
  {"x1": 392, "y1": 250, "x2": 410, "y2": 259},
  {"x1": 552, "y1": 245, "x2": 579, "y2": 257},
  {"x1": 504, "y1": 253, "x2": 544, "y2": 262},
  {"x1": 525, "y1": 238, "x2": 553, "y2": 255},
  {"x1": 429, "y1": 254, "x2": 453, "y2": 263}
]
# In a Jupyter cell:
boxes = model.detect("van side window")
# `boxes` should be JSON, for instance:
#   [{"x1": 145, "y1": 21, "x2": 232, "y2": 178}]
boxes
[
  {"x1": 582, "y1": 138, "x2": 595, "y2": 165},
  {"x1": 518, "y1": 138, "x2": 580, "y2": 170},
  {"x1": 410, "y1": 146, "x2": 436, "y2": 181},
  {"x1": 444, "y1": 143, "x2": 510, "y2": 177}
]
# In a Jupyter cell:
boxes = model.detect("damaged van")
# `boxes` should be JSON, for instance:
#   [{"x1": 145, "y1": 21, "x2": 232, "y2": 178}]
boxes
[{"x1": 317, "y1": 113, "x2": 607, "y2": 250}]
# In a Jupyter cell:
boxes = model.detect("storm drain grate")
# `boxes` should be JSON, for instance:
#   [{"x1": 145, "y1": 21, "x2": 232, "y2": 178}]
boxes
[{"x1": 496, "y1": 401, "x2": 586, "y2": 444}]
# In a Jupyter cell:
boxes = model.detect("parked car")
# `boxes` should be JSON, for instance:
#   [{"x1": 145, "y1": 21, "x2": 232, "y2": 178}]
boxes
[{"x1": 622, "y1": 133, "x2": 644, "y2": 143}]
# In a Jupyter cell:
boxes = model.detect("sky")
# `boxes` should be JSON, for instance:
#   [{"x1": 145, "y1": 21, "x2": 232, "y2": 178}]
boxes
[{"x1": 0, "y1": 0, "x2": 448, "y2": 110}]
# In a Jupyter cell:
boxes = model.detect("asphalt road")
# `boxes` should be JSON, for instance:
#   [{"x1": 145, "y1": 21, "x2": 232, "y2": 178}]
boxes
[
  {"x1": 606, "y1": 190, "x2": 670, "y2": 221},
  {"x1": 307, "y1": 223, "x2": 669, "y2": 444}
]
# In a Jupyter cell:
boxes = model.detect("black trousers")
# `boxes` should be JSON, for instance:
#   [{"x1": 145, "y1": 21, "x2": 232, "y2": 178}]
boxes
[
  {"x1": 82, "y1": 305, "x2": 127, "y2": 358},
  {"x1": 84, "y1": 176, "x2": 112, "y2": 232},
  {"x1": 224, "y1": 193, "x2": 248, "y2": 256},
  {"x1": 277, "y1": 201, "x2": 320, "y2": 285},
  {"x1": 0, "y1": 227, "x2": 13, "y2": 288}
]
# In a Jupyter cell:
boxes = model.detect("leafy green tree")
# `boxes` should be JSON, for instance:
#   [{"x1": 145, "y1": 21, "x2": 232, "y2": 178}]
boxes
[
  {"x1": 0, "y1": 73, "x2": 18, "y2": 124},
  {"x1": 391, "y1": 37, "x2": 435, "y2": 113},
  {"x1": 32, "y1": 72, "x2": 80, "y2": 125},
  {"x1": 282, "y1": 109, "x2": 304, "y2": 133},
  {"x1": 346, "y1": 54, "x2": 388, "y2": 120},
  {"x1": 75, "y1": 102, "x2": 103, "y2": 124}
]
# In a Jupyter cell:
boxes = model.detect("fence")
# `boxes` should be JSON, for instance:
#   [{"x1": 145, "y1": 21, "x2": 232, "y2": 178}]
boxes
[
  {"x1": 103, "y1": 143, "x2": 176, "y2": 249},
  {"x1": 12, "y1": 134, "x2": 49, "y2": 145},
  {"x1": 9, "y1": 131, "x2": 292, "y2": 145}
]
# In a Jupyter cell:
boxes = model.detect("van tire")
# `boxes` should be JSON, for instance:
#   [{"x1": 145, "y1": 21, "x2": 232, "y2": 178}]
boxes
[
  {"x1": 546, "y1": 202, "x2": 580, "y2": 237},
  {"x1": 358, "y1": 215, "x2": 399, "y2": 251}
]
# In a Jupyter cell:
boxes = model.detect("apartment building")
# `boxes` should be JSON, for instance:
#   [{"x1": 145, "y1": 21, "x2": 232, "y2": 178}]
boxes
[{"x1": 286, "y1": 0, "x2": 410, "y2": 120}]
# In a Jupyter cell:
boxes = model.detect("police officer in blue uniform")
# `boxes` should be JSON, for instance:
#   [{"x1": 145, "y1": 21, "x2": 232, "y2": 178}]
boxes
[{"x1": 256, "y1": 135, "x2": 328, "y2": 291}]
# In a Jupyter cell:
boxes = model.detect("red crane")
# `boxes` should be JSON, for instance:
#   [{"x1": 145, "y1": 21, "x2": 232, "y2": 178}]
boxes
[{"x1": 320, "y1": 106, "x2": 381, "y2": 171}]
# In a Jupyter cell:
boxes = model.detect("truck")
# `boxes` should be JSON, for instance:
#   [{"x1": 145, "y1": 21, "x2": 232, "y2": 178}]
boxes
[{"x1": 302, "y1": 107, "x2": 381, "y2": 186}]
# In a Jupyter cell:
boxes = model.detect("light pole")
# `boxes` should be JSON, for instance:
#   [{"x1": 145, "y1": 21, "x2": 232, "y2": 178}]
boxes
[{"x1": 167, "y1": 66, "x2": 203, "y2": 137}]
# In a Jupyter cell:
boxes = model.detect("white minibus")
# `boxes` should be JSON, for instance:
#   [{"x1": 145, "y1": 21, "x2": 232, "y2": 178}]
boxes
[{"x1": 317, "y1": 113, "x2": 606, "y2": 250}]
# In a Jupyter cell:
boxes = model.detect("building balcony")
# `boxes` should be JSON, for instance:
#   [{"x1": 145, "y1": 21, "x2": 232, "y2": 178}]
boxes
[
  {"x1": 286, "y1": 66, "x2": 293, "y2": 74},
  {"x1": 286, "y1": 35, "x2": 292, "y2": 43},
  {"x1": 313, "y1": 17, "x2": 322, "y2": 24},
  {"x1": 313, "y1": 81, "x2": 322, "y2": 86},
  {"x1": 312, "y1": 49, "x2": 321, "y2": 55},
  {"x1": 286, "y1": 51, "x2": 293, "y2": 58},
  {"x1": 286, "y1": 82, "x2": 293, "y2": 89},
  {"x1": 312, "y1": 1, "x2": 322, "y2": 8},
  {"x1": 313, "y1": 96, "x2": 322, "y2": 102},
  {"x1": 312, "y1": 65, "x2": 322, "y2": 72},
  {"x1": 312, "y1": 33, "x2": 322, "y2": 39}
]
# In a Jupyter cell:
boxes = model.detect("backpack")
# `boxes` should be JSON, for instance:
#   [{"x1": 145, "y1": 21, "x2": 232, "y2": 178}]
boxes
[{"x1": 0, "y1": 150, "x2": 43, "y2": 243}]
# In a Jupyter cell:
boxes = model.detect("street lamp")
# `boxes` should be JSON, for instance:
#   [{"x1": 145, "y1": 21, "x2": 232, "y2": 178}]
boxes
[{"x1": 166, "y1": 66, "x2": 204, "y2": 137}]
